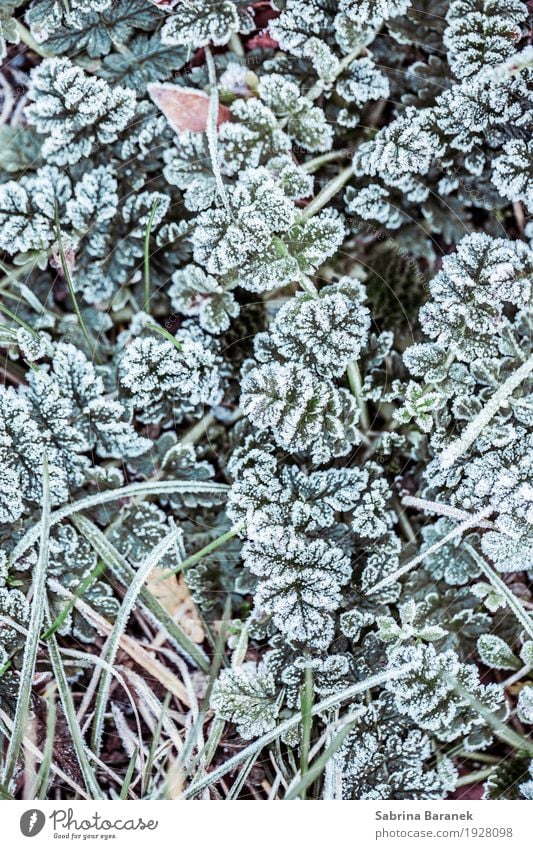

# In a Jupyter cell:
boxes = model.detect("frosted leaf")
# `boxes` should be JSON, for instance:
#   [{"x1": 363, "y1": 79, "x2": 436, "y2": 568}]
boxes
[
  {"x1": 492, "y1": 139, "x2": 533, "y2": 211},
  {"x1": 168, "y1": 264, "x2": 239, "y2": 334},
  {"x1": 386, "y1": 642, "x2": 505, "y2": 745},
  {"x1": 228, "y1": 447, "x2": 368, "y2": 535},
  {"x1": 418, "y1": 233, "x2": 532, "y2": 359},
  {"x1": 161, "y1": 1, "x2": 254, "y2": 49},
  {"x1": 26, "y1": 58, "x2": 136, "y2": 165},
  {"x1": 346, "y1": 184, "x2": 403, "y2": 229},
  {"x1": 517, "y1": 687, "x2": 533, "y2": 724},
  {"x1": 65, "y1": 166, "x2": 119, "y2": 231},
  {"x1": 477, "y1": 634, "x2": 520, "y2": 670},
  {"x1": 211, "y1": 662, "x2": 279, "y2": 738},
  {"x1": 241, "y1": 361, "x2": 359, "y2": 463},
  {"x1": 262, "y1": 278, "x2": 370, "y2": 378},
  {"x1": 219, "y1": 99, "x2": 292, "y2": 177},
  {"x1": 0, "y1": 165, "x2": 71, "y2": 253},
  {"x1": 339, "y1": 0, "x2": 412, "y2": 27},
  {"x1": 336, "y1": 57, "x2": 390, "y2": 108},
  {"x1": 244, "y1": 527, "x2": 352, "y2": 649},
  {"x1": 16, "y1": 329, "x2": 48, "y2": 361},
  {"x1": 444, "y1": 0, "x2": 527, "y2": 80},
  {"x1": 258, "y1": 74, "x2": 333, "y2": 152},
  {"x1": 335, "y1": 693, "x2": 457, "y2": 800},
  {"x1": 119, "y1": 328, "x2": 223, "y2": 422}
]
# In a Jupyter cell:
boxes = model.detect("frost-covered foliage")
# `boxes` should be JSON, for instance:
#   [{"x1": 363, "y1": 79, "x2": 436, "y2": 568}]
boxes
[{"x1": 0, "y1": 0, "x2": 532, "y2": 803}]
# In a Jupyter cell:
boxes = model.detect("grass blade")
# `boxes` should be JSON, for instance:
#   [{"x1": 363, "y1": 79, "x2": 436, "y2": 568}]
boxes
[
  {"x1": 285, "y1": 718, "x2": 356, "y2": 800},
  {"x1": 3, "y1": 456, "x2": 50, "y2": 787},
  {"x1": 182, "y1": 664, "x2": 415, "y2": 799},
  {"x1": 8, "y1": 479, "x2": 229, "y2": 568},
  {"x1": 91, "y1": 524, "x2": 181, "y2": 753},
  {"x1": 44, "y1": 604, "x2": 104, "y2": 798},
  {"x1": 299, "y1": 663, "x2": 313, "y2": 800},
  {"x1": 72, "y1": 514, "x2": 209, "y2": 671},
  {"x1": 143, "y1": 199, "x2": 160, "y2": 312},
  {"x1": 120, "y1": 747, "x2": 139, "y2": 800}
]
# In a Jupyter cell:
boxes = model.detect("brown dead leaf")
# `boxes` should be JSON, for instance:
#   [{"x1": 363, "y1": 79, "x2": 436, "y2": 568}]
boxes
[
  {"x1": 146, "y1": 567, "x2": 205, "y2": 645},
  {"x1": 147, "y1": 83, "x2": 232, "y2": 134}
]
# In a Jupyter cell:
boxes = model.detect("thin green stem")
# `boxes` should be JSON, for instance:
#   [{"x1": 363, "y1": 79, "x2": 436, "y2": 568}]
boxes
[
  {"x1": 145, "y1": 322, "x2": 183, "y2": 352},
  {"x1": 44, "y1": 603, "x2": 104, "y2": 798},
  {"x1": 367, "y1": 507, "x2": 492, "y2": 596},
  {"x1": 41, "y1": 558, "x2": 107, "y2": 641},
  {"x1": 285, "y1": 718, "x2": 356, "y2": 800},
  {"x1": 34, "y1": 685, "x2": 57, "y2": 800},
  {"x1": 0, "y1": 302, "x2": 40, "y2": 338},
  {"x1": 54, "y1": 206, "x2": 101, "y2": 364},
  {"x1": 91, "y1": 524, "x2": 181, "y2": 753},
  {"x1": 455, "y1": 766, "x2": 497, "y2": 788},
  {"x1": 157, "y1": 522, "x2": 245, "y2": 581},
  {"x1": 8, "y1": 479, "x2": 229, "y2": 569},
  {"x1": 15, "y1": 21, "x2": 53, "y2": 57},
  {"x1": 440, "y1": 355, "x2": 533, "y2": 469},
  {"x1": 72, "y1": 514, "x2": 209, "y2": 672},
  {"x1": 143, "y1": 199, "x2": 160, "y2": 313},
  {"x1": 301, "y1": 150, "x2": 351, "y2": 174},
  {"x1": 448, "y1": 675, "x2": 533, "y2": 755},
  {"x1": 205, "y1": 46, "x2": 231, "y2": 215}
]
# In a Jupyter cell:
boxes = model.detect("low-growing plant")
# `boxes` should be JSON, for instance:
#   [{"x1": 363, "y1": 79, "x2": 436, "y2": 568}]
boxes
[{"x1": 0, "y1": 0, "x2": 531, "y2": 801}]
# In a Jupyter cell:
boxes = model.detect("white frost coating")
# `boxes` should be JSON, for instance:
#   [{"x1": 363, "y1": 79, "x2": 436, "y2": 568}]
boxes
[{"x1": 439, "y1": 355, "x2": 533, "y2": 469}]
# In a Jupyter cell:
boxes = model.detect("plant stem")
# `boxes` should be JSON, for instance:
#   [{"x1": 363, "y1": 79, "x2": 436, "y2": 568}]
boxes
[
  {"x1": 229, "y1": 33, "x2": 245, "y2": 57},
  {"x1": 41, "y1": 558, "x2": 107, "y2": 641},
  {"x1": 72, "y1": 514, "x2": 210, "y2": 672},
  {"x1": 299, "y1": 664, "x2": 314, "y2": 800},
  {"x1": 143, "y1": 198, "x2": 160, "y2": 313},
  {"x1": 301, "y1": 165, "x2": 353, "y2": 220},
  {"x1": 44, "y1": 604, "x2": 104, "y2": 799},
  {"x1": 157, "y1": 522, "x2": 245, "y2": 581},
  {"x1": 440, "y1": 355, "x2": 533, "y2": 469},
  {"x1": 465, "y1": 544, "x2": 533, "y2": 641},
  {"x1": 402, "y1": 495, "x2": 498, "y2": 530},
  {"x1": 145, "y1": 322, "x2": 183, "y2": 351},
  {"x1": 0, "y1": 302, "x2": 40, "y2": 338},
  {"x1": 54, "y1": 207, "x2": 101, "y2": 364},
  {"x1": 347, "y1": 360, "x2": 370, "y2": 431},
  {"x1": 449, "y1": 676, "x2": 533, "y2": 755},
  {"x1": 366, "y1": 507, "x2": 492, "y2": 595},
  {"x1": 91, "y1": 524, "x2": 181, "y2": 753},
  {"x1": 302, "y1": 150, "x2": 351, "y2": 173},
  {"x1": 15, "y1": 21, "x2": 53, "y2": 57},
  {"x1": 285, "y1": 717, "x2": 356, "y2": 801},
  {"x1": 8, "y1": 479, "x2": 229, "y2": 569},
  {"x1": 205, "y1": 46, "x2": 231, "y2": 215}
]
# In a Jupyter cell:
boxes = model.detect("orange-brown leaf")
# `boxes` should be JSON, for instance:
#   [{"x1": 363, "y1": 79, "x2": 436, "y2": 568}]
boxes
[{"x1": 147, "y1": 83, "x2": 232, "y2": 134}]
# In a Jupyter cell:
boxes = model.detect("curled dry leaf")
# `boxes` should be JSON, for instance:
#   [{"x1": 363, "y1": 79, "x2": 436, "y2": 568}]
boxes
[{"x1": 147, "y1": 83, "x2": 232, "y2": 134}]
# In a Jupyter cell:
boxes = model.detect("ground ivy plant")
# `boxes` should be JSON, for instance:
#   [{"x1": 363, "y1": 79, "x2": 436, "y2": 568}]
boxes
[{"x1": 0, "y1": 0, "x2": 532, "y2": 802}]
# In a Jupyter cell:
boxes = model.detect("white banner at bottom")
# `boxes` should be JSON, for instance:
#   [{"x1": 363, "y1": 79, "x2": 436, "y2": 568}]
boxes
[{"x1": 2, "y1": 799, "x2": 531, "y2": 849}]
